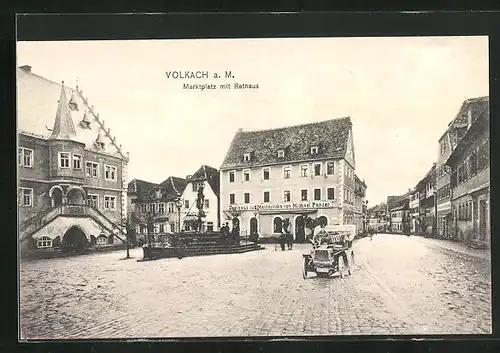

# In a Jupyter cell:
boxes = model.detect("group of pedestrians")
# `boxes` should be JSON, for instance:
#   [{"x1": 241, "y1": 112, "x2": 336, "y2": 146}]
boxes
[
  {"x1": 278, "y1": 231, "x2": 293, "y2": 251},
  {"x1": 220, "y1": 222, "x2": 240, "y2": 245}
]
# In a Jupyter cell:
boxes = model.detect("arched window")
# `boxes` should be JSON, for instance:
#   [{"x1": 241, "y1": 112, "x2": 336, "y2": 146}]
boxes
[
  {"x1": 37, "y1": 236, "x2": 52, "y2": 249},
  {"x1": 317, "y1": 216, "x2": 328, "y2": 227},
  {"x1": 273, "y1": 217, "x2": 283, "y2": 233},
  {"x1": 96, "y1": 235, "x2": 107, "y2": 245}
]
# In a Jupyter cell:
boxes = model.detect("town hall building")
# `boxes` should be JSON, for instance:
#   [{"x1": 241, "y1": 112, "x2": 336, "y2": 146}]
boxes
[
  {"x1": 219, "y1": 117, "x2": 366, "y2": 241},
  {"x1": 17, "y1": 65, "x2": 129, "y2": 254}
]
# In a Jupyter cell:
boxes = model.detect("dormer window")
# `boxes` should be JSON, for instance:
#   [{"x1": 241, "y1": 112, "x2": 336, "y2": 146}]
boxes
[
  {"x1": 80, "y1": 111, "x2": 91, "y2": 129},
  {"x1": 68, "y1": 91, "x2": 79, "y2": 111},
  {"x1": 243, "y1": 153, "x2": 251, "y2": 162},
  {"x1": 96, "y1": 131, "x2": 106, "y2": 150},
  {"x1": 310, "y1": 146, "x2": 319, "y2": 155},
  {"x1": 277, "y1": 149, "x2": 285, "y2": 158}
]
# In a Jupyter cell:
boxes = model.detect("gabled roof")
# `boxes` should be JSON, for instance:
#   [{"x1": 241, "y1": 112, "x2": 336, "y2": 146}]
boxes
[
  {"x1": 354, "y1": 174, "x2": 367, "y2": 189},
  {"x1": 416, "y1": 164, "x2": 436, "y2": 189},
  {"x1": 445, "y1": 106, "x2": 489, "y2": 166},
  {"x1": 368, "y1": 203, "x2": 386, "y2": 213},
  {"x1": 220, "y1": 117, "x2": 352, "y2": 169},
  {"x1": 17, "y1": 66, "x2": 128, "y2": 160},
  {"x1": 439, "y1": 96, "x2": 489, "y2": 142},
  {"x1": 154, "y1": 176, "x2": 188, "y2": 202},
  {"x1": 386, "y1": 194, "x2": 409, "y2": 211},
  {"x1": 127, "y1": 179, "x2": 158, "y2": 203},
  {"x1": 188, "y1": 165, "x2": 220, "y2": 196}
]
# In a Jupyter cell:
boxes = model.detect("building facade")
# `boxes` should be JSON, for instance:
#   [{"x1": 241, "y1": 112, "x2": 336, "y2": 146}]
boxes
[
  {"x1": 389, "y1": 199, "x2": 409, "y2": 234},
  {"x1": 128, "y1": 176, "x2": 187, "y2": 241},
  {"x1": 17, "y1": 65, "x2": 129, "y2": 253},
  {"x1": 435, "y1": 97, "x2": 488, "y2": 239},
  {"x1": 408, "y1": 188, "x2": 420, "y2": 234},
  {"x1": 445, "y1": 98, "x2": 490, "y2": 248},
  {"x1": 354, "y1": 174, "x2": 368, "y2": 235},
  {"x1": 179, "y1": 165, "x2": 220, "y2": 232},
  {"x1": 416, "y1": 164, "x2": 436, "y2": 236},
  {"x1": 219, "y1": 117, "x2": 365, "y2": 241}
]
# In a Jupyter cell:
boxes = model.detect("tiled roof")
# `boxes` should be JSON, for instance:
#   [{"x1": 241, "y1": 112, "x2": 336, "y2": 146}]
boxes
[
  {"x1": 386, "y1": 194, "x2": 409, "y2": 211},
  {"x1": 127, "y1": 179, "x2": 158, "y2": 203},
  {"x1": 416, "y1": 164, "x2": 436, "y2": 189},
  {"x1": 154, "y1": 176, "x2": 188, "y2": 202},
  {"x1": 368, "y1": 203, "x2": 386, "y2": 213},
  {"x1": 17, "y1": 66, "x2": 127, "y2": 160},
  {"x1": 439, "y1": 96, "x2": 489, "y2": 142},
  {"x1": 446, "y1": 105, "x2": 489, "y2": 166},
  {"x1": 220, "y1": 117, "x2": 352, "y2": 170},
  {"x1": 189, "y1": 165, "x2": 220, "y2": 196}
]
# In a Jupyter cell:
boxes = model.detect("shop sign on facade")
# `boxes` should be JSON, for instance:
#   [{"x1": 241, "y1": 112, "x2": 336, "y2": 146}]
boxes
[{"x1": 226, "y1": 201, "x2": 336, "y2": 212}]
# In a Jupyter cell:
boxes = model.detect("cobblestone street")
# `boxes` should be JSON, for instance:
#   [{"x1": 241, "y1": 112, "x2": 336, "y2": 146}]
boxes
[{"x1": 19, "y1": 234, "x2": 491, "y2": 339}]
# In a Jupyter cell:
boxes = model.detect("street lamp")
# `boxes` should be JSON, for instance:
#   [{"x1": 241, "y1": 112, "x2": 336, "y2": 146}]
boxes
[{"x1": 175, "y1": 193, "x2": 183, "y2": 233}]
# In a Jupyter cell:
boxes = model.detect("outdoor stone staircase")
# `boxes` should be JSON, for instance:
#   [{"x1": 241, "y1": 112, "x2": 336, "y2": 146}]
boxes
[
  {"x1": 142, "y1": 232, "x2": 264, "y2": 260},
  {"x1": 19, "y1": 204, "x2": 126, "y2": 243}
]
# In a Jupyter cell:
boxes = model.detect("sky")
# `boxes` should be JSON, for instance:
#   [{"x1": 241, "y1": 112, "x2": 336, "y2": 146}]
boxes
[{"x1": 16, "y1": 36, "x2": 489, "y2": 205}]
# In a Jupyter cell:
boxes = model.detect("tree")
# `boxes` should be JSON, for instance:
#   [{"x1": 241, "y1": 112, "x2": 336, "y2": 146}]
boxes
[
  {"x1": 133, "y1": 195, "x2": 157, "y2": 250},
  {"x1": 120, "y1": 216, "x2": 136, "y2": 259},
  {"x1": 223, "y1": 208, "x2": 243, "y2": 223}
]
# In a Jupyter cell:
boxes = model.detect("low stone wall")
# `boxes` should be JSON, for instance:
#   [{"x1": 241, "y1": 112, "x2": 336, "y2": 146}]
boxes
[{"x1": 20, "y1": 243, "x2": 133, "y2": 261}]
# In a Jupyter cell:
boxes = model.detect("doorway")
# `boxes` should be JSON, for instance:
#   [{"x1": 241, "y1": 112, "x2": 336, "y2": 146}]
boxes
[
  {"x1": 62, "y1": 226, "x2": 88, "y2": 253},
  {"x1": 250, "y1": 217, "x2": 258, "y2": 235},
  {"x1": 479, "y1": 199, "x2": 487, "y2": 242},
  {"x1": 295, "y1": 216, "x2": 305, "y2": 243}
]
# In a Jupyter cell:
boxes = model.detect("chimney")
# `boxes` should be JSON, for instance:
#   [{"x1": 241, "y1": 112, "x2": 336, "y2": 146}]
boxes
[{"x1": 19, "y1": 65, "x2": 32, "y2": 72}]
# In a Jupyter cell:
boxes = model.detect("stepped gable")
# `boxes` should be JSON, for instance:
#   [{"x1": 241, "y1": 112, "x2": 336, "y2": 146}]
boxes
[
  {"x1": 16, "y1": 66, "x2": 128, "y2": 160},
  {"x1": 220, "y1": 117, "x2": 352, "y2": 169},
  {"x1": 189, "y1": 165, "x2": 220, "y2": 197}
]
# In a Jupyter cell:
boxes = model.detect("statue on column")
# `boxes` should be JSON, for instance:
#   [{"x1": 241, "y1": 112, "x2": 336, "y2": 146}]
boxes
[{"x1": 196, "y1": 184, "x2": 206, "y2": 232}]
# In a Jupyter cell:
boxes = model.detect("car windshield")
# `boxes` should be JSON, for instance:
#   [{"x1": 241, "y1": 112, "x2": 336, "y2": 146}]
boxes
[{"x1": 314, "y1": 250, "x2": 330, "y2": 262}]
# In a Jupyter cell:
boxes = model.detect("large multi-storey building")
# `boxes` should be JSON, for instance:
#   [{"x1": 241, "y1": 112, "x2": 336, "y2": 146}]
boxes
[
  {"x1": 435, "y1": 97, "x2": 488, "y2": 239},
  {"x1": 17, "y1": 65, "x2": 129, "y2": 253},
  {"x1": 445, "y1": 97, "x2": 489, "y2": 248},
  {"x1": 219, "y1": 117, "x2": 365, "y2": 241}
]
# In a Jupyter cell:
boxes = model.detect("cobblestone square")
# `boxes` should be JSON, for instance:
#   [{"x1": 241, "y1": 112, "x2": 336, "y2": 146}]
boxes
[{"x1": 19, "y1": 234, "x2": 491, "y2": 339}]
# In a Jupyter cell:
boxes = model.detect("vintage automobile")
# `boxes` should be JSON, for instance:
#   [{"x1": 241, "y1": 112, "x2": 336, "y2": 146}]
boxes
[{"x1": 302, "y1": 227, "x2": 355, "y2": 279}]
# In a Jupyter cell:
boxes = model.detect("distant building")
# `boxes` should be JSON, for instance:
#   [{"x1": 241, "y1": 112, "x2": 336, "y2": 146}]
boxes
[
  {"x1": 179, "y1": 165, "x2": 220, "y2": 232},
  {"x1": 435, "y1": 97, "x2": 488, "y2": 239},
  {"x1": 415, "y1": 164, "x2": 436, "y2": 236},
  {"x1": 220, "y1": 117, "x2": 359, "y2": 241},
  {"x1": 128, "y1": 176, "x2": 188, "y2": 240},
  {"x1": 389, "y1": 198, "x2": 410, "y2": 234},
  {"x1": 367, "y1": 203, "x2": 387, "y2": 232},
  {"x1": 408, "y1": 188, "x2": 420, "y2": 234},
  {"x1": 445, "y1": 97, "x2": 490, "y2": 248},
  {"x1": 387, "y1": 193, "x2": 412, "y2": 233},
  {"x1": 17, "y1": 65, "x2": 129, "y2": 253},
  {"x1": 354, "y1": 174, "x2": 368, "y2": 235}
]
